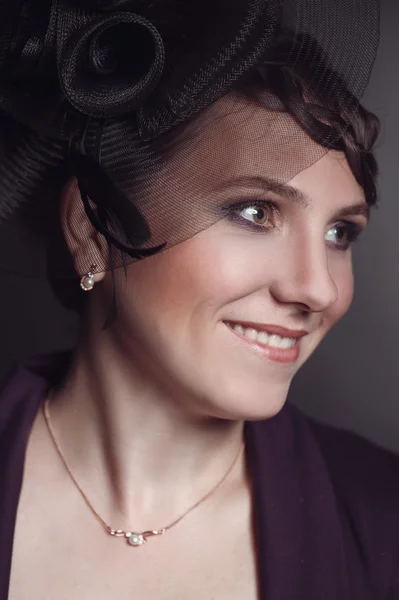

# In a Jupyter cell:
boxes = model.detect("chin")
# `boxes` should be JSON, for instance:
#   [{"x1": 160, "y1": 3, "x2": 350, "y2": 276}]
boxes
[{"x1": 201, "y1": 378, "x2": 292, "y2": 422}]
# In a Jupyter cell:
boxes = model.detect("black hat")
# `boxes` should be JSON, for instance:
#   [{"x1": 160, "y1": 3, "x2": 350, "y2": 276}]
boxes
[{"x1": 0, "y1": 0, "x2": 380, "y2": 280}]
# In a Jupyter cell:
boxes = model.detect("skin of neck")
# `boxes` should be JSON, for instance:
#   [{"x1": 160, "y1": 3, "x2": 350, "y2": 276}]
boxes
[{"x1": 48, "y1": 308, "x2": 246, "y2": 529}]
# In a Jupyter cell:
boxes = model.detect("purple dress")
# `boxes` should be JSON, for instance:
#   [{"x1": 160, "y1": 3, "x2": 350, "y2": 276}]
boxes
[{"x1": 1, "y1": 353, "x2": 399, "y2": 599}]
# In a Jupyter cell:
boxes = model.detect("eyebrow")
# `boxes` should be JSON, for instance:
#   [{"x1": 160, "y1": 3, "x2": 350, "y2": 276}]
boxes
[
  {"x1": 221, "y1": 175, "x2": 370, "y2": 222},
  {"x1": 222, "y1": 175, "x2": 309, "y2": 207},
  {"x1": 334, "y1": 203, "x2": 370, "y2": 222}
]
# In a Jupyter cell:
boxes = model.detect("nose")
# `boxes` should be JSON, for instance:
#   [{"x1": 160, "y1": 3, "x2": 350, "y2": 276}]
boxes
[{"x1": 269, "y1": 234, "x2": 338, "y2": 313}]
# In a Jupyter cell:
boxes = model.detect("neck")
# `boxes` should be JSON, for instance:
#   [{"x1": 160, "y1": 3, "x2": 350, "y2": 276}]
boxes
[{"x1": 47, "y1": 330, "x2": 245, "y2": 530}]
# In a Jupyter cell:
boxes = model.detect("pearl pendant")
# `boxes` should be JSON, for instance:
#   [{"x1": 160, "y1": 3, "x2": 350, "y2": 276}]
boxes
[
  {"x1": 126, "y1": 533, "x2": 146, "y2": 546},
  {"x1": 108, "y1": 527, "x2": 165, "y2": 546}
]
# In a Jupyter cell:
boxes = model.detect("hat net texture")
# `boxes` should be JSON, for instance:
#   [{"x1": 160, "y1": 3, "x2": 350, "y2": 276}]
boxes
[{"x1": 0, "y1": 0, "x2": 380, "y2": 279}]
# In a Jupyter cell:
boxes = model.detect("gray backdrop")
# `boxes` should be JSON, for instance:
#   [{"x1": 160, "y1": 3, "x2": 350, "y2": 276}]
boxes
[
  {"x1": 291, "y1": 0, "x2": 399, "y2": 451},
  {"x1": 1, "y1": 0, "x2": 398, "y2": 451}
]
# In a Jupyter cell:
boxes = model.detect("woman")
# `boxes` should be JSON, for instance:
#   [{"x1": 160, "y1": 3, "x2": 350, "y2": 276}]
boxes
[{"x1": 1, "y1": 0, "x2": 398, "y2": 598}]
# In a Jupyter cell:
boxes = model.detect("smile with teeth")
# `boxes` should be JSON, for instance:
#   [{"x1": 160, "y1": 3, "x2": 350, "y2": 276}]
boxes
[{"x1": 226, "y1": 323, "x2": 297, "y2": 349}]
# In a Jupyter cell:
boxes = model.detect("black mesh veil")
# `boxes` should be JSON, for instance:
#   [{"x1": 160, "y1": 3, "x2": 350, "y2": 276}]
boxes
[{"x1": 0, "y1": 0, "x2": 380, "y2": 279}]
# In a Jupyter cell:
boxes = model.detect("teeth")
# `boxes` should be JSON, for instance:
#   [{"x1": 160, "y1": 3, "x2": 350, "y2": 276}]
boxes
[
  {"x1": 268, "y1": 334, "x2": 279, "y2": 347},
  {"x1": 245, "y1": 328, "x2": 258, "y2": 340},
  {"x1": 234, "y1": 324, "x2": 244, "y2": 335},
  {"x1": 257, "y1": 332, "x2": 269, "y2": 345},
  {"x1": 279, "y1": 337, "x2": 293, "y2": 349},
  {"x1": 231, "y1": 324, "x2": 296, "y2": 349}
]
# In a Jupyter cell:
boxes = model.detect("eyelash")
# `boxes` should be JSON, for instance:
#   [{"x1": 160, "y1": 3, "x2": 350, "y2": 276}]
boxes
[
  {"x1": 223, "y1": 199, "x2": 363, "y2": 251},
  {"x1": 224, "y1": 199, "x2": 278, "y2": 232},
  {"x1": 325, "y1": 222, "x2": 362, "y2": 251}
]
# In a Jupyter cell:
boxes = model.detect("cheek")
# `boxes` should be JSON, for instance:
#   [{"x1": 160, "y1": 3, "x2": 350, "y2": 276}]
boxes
[
  {"x1": 106, "y1": 231, "x2": 264, "y2": 399},
  {"x1": 121, "y1": 230, "x2": 259, "y2": 327}
]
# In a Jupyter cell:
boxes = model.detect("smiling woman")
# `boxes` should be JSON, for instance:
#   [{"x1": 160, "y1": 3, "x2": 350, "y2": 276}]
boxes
[
  {"x1": 1, "y1": 1, "x2": 399, "y2": 600},
  {"x1": 75, "y1": 124, "x2": 366, "y2": 424}
]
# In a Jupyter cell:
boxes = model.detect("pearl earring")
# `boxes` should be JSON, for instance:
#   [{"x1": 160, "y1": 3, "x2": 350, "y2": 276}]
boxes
[{"x1": 80, "y1": 264, "x2": 97, "y2": 292}]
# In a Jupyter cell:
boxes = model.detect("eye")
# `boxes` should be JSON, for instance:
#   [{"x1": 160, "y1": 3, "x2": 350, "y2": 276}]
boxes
[
  {"x1": 325, "y1": 222, "x2": 362, "y2": 250},
  {"x1": 223, "y1": 200, "x2": 277, "y2": 232},
  {"x1": 239, "y1": 204, "x2": 271, "y2": 226}
]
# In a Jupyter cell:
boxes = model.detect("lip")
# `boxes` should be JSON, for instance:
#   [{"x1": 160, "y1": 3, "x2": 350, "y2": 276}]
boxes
[
  {"x1": 226, "y1": 321, "x2": 308, "y2": 339},
  {"x1": 224, "y1": 321, "x2": 308, "y2": 365}
]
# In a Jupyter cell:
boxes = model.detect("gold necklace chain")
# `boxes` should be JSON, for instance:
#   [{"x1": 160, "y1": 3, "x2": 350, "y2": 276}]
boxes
[{"x1": 43, "y1": 397, "x2": 245, "y2": 547}]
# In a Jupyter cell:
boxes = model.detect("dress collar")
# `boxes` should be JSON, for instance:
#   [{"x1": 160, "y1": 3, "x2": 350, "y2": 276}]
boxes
[{"x1": 245, "y1": 413, "x2": 351, "y2": 599}]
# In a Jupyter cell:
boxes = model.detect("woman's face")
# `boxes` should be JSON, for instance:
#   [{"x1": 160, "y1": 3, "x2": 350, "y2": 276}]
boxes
[{"x1": 91, "y1": 101, "x2": 370, "y2": 421}]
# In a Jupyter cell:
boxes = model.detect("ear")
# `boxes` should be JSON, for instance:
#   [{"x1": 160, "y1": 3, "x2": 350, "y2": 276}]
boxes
[{"x1": 60, "y1": 177, "x2": 107, "y2": 280}]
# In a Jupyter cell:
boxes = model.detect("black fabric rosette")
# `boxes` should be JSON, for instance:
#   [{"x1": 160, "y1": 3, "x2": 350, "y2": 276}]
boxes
[
  {"x1": 0, "y1": 0, "x2": 165, "y2": 140},
  {"x1": 0, "y1": 0, "x2": 166, "y2": 264},
  {"x1": 58, "y1": 10, "x2": 165, "y2": 119}
]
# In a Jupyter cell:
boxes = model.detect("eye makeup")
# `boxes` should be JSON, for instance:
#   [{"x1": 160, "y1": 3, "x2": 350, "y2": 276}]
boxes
[{"x1": 221, "y1": 197, "x2": 365, "y2": 251}]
